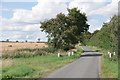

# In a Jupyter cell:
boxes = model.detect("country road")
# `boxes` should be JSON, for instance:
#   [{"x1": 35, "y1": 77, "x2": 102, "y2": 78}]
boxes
[{"x1": 47, "y1": 46, "x2": 102, "y2": 78}]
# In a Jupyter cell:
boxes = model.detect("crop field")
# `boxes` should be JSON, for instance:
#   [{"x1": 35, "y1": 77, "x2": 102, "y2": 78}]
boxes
[
  {"x1": 0, "y1": 42, "x2": 48, "y2": 52},
  {"x1": 0, "y1": 42, "x2": 83, "y2": 78}
]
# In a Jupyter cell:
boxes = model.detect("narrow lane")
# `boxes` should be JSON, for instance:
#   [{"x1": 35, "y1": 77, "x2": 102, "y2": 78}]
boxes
[{"x1": 47, "y1": 46, "x2": 102, "y2": 78}]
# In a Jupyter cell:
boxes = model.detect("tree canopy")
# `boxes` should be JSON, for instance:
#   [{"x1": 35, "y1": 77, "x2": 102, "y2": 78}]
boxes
[{"x1": 40, "y1": 8, "x2": 89, "y2": 50}]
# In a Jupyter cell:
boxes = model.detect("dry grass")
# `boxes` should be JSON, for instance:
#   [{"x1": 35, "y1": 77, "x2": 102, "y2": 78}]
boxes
[
  {"x1": 2, "y1": 59, "x2": 14, "y2": 68},
  {"x1": 0, "y1": 42, "x2": 48, "y2": 52}
]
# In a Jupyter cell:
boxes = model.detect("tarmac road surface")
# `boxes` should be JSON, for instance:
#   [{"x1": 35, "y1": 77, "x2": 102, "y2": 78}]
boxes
[{"x1": 47, "y1": 46, "x2": 102, "y2": 78}]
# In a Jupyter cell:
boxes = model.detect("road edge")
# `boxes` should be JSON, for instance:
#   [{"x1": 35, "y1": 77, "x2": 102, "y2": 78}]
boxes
[{"x1": 99, "y1": 54, "x2": 102, "y2": 78}]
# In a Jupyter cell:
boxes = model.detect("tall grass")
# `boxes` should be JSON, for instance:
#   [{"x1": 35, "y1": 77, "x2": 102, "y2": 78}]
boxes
[{"x1": 2, "y1": 47, "x2": 58, "y2": 59}]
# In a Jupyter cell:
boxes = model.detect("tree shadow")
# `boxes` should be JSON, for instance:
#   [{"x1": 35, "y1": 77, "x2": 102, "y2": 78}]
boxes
[
  {"x1": 83, "y1": 50, "x2": 100, "y2": 52},
  {"x1": 81, "y1": 53, "x2": 102, "y2": 57}
]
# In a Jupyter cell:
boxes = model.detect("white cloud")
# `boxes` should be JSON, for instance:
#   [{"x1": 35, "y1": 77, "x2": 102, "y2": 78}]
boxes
[
  {"x1": 1, "y1": 0, "x2": 118, "y2": 41},
  {"x1": 1, "y1": 0, "x2": 68, "y2": 41},
  {"x1": 11, "y1": 1, "x2": 67, "y2": 24},
  {"x1": 69, "y1": 0, "x2": 118, "y2": 17},
  {"x1": 88, "y1": 18, "x2": 102, "y2": 32},
  {"x1": 11, "y1": 9, "x2": 32, "y2": 22},
  {"x1": 88, "y1": 0, "x2": 119, "y2": 17},
  {"x1": 1, "y1": 0, "x2": 68, "y2": 31},
  {"x1": 1, "y1": 0, "x2": 68, "y2": 30},
  {"x1": 1, "y1": 17, "x2": 40, "y2": 31},
  {"x1": 68, "y1": 0, "x2": 111, "y2": 3}
]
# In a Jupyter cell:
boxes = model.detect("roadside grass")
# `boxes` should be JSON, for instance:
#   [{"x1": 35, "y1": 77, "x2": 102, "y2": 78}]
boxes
[
  {"x1": 101, "y1": 56, "x2": 118, "y2": 78},
  {"x1": 3, "y1": 65, "x2": 35, "y2": 78},
  {"x1": 2, "y1": 51, "x2": 82, "y2": 78},
  {"x1": 88, "y1": 46, "x2": 118, "y2": 78},
  {"x1": 119, "y1": 59, "x2": 120, "y2": 80}
]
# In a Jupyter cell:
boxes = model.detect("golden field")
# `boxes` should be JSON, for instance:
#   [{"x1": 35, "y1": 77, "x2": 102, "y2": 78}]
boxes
[{"x1": 0, "y1": 42, "x2": 48, "y2": 52}]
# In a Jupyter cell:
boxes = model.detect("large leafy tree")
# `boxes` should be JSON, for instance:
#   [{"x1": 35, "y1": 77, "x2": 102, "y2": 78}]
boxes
[{"x1": 40, "y1": 8, "x2": 89, "y2": 50}]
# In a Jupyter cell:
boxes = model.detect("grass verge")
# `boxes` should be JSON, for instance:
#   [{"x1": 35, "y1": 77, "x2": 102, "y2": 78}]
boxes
[
  {"x1": 88, "y1": 46, "x2": 118, "y2": 78},
  {"x1": 2, "y1": 53, "x2": 81, "y2": 78},
  {"x1": 101, "y1": 56, "x2": 118, "y2": 78}
]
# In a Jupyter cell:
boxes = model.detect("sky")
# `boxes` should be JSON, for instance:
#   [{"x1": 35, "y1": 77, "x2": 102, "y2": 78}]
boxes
[{"x1": 0, "y1": 0, "x2": 119, "y2": 42}]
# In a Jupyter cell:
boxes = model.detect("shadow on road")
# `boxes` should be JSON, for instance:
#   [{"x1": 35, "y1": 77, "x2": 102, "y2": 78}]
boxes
[
  {"x1": 83, "y1": 50, "x2": 100, "y2": 52},
  {"x1": 81, "y1": 53, "x2": 102, "y2": 57}
]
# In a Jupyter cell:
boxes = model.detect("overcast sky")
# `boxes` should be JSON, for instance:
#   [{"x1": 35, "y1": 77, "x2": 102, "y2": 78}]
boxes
[{"x1": 0, "y1": 0, "x2": 119, "y2": 42}]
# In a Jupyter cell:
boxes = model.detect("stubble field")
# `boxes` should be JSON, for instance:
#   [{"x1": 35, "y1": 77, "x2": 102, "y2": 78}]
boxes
[{"x1": 0, "y1": 42, "x2": 48, "y2": 52}]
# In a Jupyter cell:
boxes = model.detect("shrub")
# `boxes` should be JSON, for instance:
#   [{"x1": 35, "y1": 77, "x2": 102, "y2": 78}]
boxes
[
  {"x1": 40, "y1": 47, "x2": 57, "y2": 53},
  {"x1": 34, "y1": 50, "x2": 47, "y2": 56}
]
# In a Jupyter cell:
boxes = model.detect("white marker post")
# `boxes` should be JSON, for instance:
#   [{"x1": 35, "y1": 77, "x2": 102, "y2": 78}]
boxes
[
  {"x1": 71, "y1": 52, "x2": 74, "y2": 55},
  {"x1": 68, "y1": 52, "x2": 71, "y2": 56},
  {"x1": 108, "y1": 52, "x2": 110, "y2": 55},
  {"x1": 113, "y1": 52, "x2": 115, "y2": 55},
  {"x1": 58, "y1": 53, "x2": 60, "y2": 58},
  {"x1": 109, "y1": 52, "x2": 112, "y2": 59}
]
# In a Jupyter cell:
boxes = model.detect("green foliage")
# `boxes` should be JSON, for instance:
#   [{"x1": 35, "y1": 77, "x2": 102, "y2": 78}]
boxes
[
  {"x1": 87, "y1": 15, "x2": 119, "y2": 53},
  {"x1": 82, "y1": 31, "x2": 92, "y2": 45},
  {"x1": 92, "y1": 30, "x2": 99, "y2": 35},
  {"x1": 40, "y1": 8, "x2": 89, "y2": 50}
]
